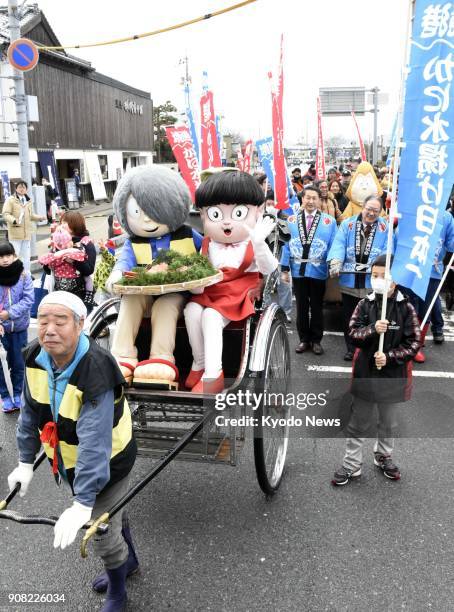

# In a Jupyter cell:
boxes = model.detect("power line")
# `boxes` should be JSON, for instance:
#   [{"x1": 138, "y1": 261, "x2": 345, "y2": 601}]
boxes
[{"x1": 36, "y1": 0, "x2": 258, "y2": 51}]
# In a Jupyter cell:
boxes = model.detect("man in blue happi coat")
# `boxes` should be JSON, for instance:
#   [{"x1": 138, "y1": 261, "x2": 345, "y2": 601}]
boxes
[{"x1": 281, "y1": 186, "x2": 337, "y2": 355}]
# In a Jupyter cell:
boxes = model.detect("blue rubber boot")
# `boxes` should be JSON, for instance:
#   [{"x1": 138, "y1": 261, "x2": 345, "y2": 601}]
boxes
[
  {"x1": 92, "y1": 517, "x2": 139, "y2": 593},
  {"x1": 100, "y1": 561, "x2": 128, "y2": 612}
]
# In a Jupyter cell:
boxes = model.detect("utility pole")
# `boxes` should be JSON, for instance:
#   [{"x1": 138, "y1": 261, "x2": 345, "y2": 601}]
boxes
[
  {"x1": 372, "y1": 86, "x2": 379, "y2": 166},
  {"x1": 8, "y1": 0, "x2": 31, "y2": 187}
]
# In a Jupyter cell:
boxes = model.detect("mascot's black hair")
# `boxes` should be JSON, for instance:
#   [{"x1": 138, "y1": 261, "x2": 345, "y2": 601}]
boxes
[{"x1": 195, "y1": 171, "x2": 265, "y2": 208}]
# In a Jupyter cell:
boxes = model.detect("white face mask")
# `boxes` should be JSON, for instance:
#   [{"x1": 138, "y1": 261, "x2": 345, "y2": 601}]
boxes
[{"x1": 371, "y1": 277, "x2": 392, "y2": 295}]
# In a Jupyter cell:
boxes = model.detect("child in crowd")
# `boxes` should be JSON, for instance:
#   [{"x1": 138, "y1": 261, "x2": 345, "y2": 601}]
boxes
[
  {"x1": 38, "y1": 225, "x2": 95, "y2": 307},
  {"x1": 0, "y1": 241, "x2": 34, "y2": 412},
  {"x1": 332, "y1": 255, "x2": 421, "y2": 486}
]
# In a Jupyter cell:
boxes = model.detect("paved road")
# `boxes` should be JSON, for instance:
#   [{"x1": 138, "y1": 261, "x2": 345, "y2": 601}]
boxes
[{"x1": 1, "y1": 298, "x2": 454, "y2": 612}]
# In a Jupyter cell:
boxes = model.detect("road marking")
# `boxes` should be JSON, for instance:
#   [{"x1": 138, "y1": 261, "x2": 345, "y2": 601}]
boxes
[
  {"x1": 323, "y1": 330, "x2": 454, "y2": 341},
  {"x1": 306, "y1": 365, "x2": 454, "y2": 378}
]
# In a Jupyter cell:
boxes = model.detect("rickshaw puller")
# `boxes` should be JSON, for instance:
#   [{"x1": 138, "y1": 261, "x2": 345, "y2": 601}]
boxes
[{"x1": 7, "y1": 292, "x2": 138, "y2": 612}]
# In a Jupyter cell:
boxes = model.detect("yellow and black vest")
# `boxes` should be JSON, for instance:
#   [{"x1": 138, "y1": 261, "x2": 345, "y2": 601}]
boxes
[
  {"x1": 24, "y1": 338, "x2": 137, "y2": 493},
  {"x1": 130, "y1": 224, "x2": 198, "y2": 266}
]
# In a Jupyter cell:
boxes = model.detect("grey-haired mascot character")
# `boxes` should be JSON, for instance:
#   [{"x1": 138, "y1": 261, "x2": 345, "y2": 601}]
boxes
[{"x1": 105, "y1": 165, "x2": 202, "y2": 387}]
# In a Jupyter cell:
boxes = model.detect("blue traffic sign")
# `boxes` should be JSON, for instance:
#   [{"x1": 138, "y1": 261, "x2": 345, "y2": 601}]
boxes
[{"x1": 7, "y1": 38, "x2": 39, "y2": 72}]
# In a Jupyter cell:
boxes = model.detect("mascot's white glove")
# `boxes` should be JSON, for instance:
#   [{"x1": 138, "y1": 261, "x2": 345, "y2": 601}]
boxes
[
  {"x1": 246, "y1": 215, "x2": 276, "y2": 245},
  {"x1": 246, "y1": 216, "x2": 278, "y2": 276},
  {"x1": 8, "y1": 462, "x2": 34, "y2": 497},
  {"x1": 329, "y1": 259, "x2": 343, "y2": 278},
  {"x1": 53, "y1": 501, "x2": 92, "y2": 550},
  {"x1": 105, "y1": 269, "x2": 123, "y2": 294}
]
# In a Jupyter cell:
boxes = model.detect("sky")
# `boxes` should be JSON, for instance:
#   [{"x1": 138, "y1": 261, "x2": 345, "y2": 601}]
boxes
[{"x1": 33, "y1": 0, "x2": 410, "y2": 146}]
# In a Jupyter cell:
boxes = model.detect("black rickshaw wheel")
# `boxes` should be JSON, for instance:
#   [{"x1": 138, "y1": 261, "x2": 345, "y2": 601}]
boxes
[{"x1": 253, "y1": 317, "x2": 290, "y2": 495}]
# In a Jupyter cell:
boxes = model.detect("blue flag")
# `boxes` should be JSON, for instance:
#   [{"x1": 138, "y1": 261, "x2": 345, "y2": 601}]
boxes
[
  {"x1": 392, "y1": 0, "x2": 454, "y2": 299},
  {"x1": 256, "y1": 136, "x2": 299, "y2": 213},
  {"x1": 184, "y1": 83, "x2": 199, "y2": 162},
  {"x1": 386, "y1": 115, "x2": 398, "y2": 167}
]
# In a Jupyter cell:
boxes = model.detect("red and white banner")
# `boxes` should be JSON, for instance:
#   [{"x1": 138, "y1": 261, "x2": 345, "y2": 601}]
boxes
[
  {"x1": 351, "y1": 111, "x2": 367, "y2": 161},
  {"x1": 165, "y1": 125, "x2": 200, "y2": 201},
  {"x1": 270, "y1": 35, "x2": 289, "y2": 211},
  {"x1": 242, "y1": 140, "x2": 253, "y2": 174},
  {"x1": 315, "y1": 97, "x2": 326, "y2": 181},
  {"x1": 236, "y1": 148, "x2": 244, "y2": 171},
  {"x1": 200, "y1": 90, "x2": 221, "y2": 170}
]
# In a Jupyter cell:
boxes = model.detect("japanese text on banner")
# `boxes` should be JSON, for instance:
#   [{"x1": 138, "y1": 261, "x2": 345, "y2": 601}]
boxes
[
  {"x1": 392, "y1": 0, "x2": 454, "y2": 299},
  {"x1": 165, "y1": 125, "x2": 200, "y2": 201}
]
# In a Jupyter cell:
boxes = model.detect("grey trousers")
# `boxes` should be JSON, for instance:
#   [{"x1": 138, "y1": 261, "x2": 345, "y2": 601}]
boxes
[
  {"x1": 343, "y1": 397, "x2": 399, "y2": 472},
  {"x1": 92, "y1": 475, "x2": 130, "y2": 570}
]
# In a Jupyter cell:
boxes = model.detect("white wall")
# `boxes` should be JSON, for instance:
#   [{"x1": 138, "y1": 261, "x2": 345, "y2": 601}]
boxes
[
  {"x1": 0, "y1": 154, "x2": 22, "y2": 178},
  {"x1": 107, "y1": 151, "x2": 123, "y2": 181}
]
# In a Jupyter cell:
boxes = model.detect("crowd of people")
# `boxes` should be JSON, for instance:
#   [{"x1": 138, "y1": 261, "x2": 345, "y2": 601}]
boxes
[
  {"x1": 258, "y1": 165, "x2": 454, "y2": 364},
  {"x1": 0, "y1": 165, "x2": 453, "y2": 611}
]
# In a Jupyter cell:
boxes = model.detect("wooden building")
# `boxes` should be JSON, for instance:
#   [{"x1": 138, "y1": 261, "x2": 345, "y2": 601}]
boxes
[{"x1": 0, "y1": 4, "x2": 153, "y2": 203}]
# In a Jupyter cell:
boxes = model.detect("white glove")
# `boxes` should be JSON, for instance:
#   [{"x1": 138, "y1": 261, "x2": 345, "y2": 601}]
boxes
[
  {"x1": 329, "y1": 259, "x2": 342, "y2": 278},
  {"x1": 105, "y1": 269, "x2": 123, "y2": 294},
  {"x1": 246, "y1": 215, "x2": 276, "y2": 245},
  {"x1": 53, "y1": 501, "x2": 92, "y2": 550},
  {"x1": 8, "y1": 462, "x2": 34, "y2": 498}
]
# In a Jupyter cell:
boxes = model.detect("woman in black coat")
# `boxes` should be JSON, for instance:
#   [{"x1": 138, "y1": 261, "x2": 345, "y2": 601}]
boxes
[
  {"x1": 329, "y1": 179, "x2": 349, "y2": 213},
  {"x1": 56, "y1": 211, "x2": 96, "y2": 309}
]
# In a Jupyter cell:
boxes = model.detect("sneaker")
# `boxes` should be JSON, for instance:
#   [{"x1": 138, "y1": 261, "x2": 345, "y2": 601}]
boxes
[
  {"x1": 343, "y1": 351, "x2": 354, "y2": 361},
  {"x1": 374, "y1": 453, "x2": 401, "y2": 480},
  {"x1": 2, "y1": 397, "x2": 18, "y2": 413},
  {"x1": 331, "y1": 465, "x2": 361, "y2": 486},
  {"x1": 433, "y1": 332, "x2": 444, "y2": 344},
  {"x1": 13, "y1": 395, "x2": 22, "y2": 410}
]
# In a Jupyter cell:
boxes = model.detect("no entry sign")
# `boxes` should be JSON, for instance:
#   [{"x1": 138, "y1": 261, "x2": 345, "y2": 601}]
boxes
[{"x1": 7, "y1": 38, "x2": 39, "y2": 72}]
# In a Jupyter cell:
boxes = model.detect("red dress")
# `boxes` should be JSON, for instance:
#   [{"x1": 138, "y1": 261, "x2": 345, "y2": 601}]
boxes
[{"x1": 191, "y1": 237, "x2": 260, "y2": 321}]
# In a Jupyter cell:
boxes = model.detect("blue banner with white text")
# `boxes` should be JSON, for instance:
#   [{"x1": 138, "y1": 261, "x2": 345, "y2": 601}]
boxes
[
  {"x1": 0, "y1": 170, "x2": 10, "y2": 199},
  {"x1": 184, "y1": 83, "x2": 200, "y2": 162},
  {"x1": 392, "y1": 0, "x2": 454, "y2": 299},
  {"x1": 37, "y1": 149, "x2": 62, "y2": 205},
  {"x1": 256, "y1": 136, "x2": 299, "y2": 213}
]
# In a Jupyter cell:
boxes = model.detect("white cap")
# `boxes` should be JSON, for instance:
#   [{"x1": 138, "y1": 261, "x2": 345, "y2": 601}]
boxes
[{"x1": 38, "y1": 291, "x2": 87, "y2": 319}]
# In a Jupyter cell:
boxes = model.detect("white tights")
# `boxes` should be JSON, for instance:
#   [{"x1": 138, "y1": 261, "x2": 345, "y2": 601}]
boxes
[{"x1": 184, "y1": 302, "x2": 230, "y2": 379}]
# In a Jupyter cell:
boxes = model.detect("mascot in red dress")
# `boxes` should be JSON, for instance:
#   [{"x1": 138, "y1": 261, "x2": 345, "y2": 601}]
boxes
[{"x1": 184, "y1": 169, "x2": 278, "y2": 393}]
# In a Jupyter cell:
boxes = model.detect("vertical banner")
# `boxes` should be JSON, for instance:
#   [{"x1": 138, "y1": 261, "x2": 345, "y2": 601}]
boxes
[
  {"x1": 0, "y1": 170, "x2": 10, "y2": 199},
  {"x1": 184, "y1": 83, "x2": 199, "y2": 162},
  {"x1": 315, "y1": 97, "x2": 326, "y2": 180},
  {"x1": 351, "y1": 111, "x2": 367, "y2": 161},
  {"x1": 392, "y1": 0, "x2": 454, "y2": 299},
  {"x1": 256, "y1": 136, "x2": 299, "y2": 210},
  {"x1": 236, "y1": 148, "x2": 244, "y2": 171},
  {"x1": 165, "y1": 125, "x2": 201, "y2": 201},
  {"x1": 256, "y1": 137, "x2": 275, "y2": 189},
  {"x1": 215, "y1": 114, "x2": 222, "y2": 155},
  {"x1": 200, "y1": 90, "x2": 222, "y2": 169},
  {"x1": 270, "y1": 35, "x2": 290, "y2": 211},
  {"x1": 242, "y1": 140, "x2": 253, "y2": 174},
  {"x1": 37, "y1": 149, "x2": 62, "y2": 203},
  {"x1": 386, "y1": 114, "x2": 398, "y2": 167},
  {"x1": 84, "y1": 151, "x2": 107, "y2": 200}
]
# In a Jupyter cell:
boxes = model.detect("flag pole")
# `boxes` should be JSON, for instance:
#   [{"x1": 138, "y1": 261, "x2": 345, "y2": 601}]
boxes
[
  {"x1": 377, "y1": 0, "x2": 414, "y2": 368},
  {"x1": 420, "y1": 252, "x2": 454, "y2": 329}
]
